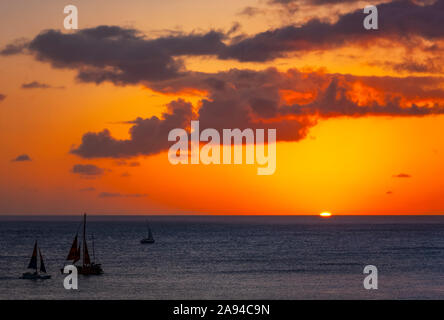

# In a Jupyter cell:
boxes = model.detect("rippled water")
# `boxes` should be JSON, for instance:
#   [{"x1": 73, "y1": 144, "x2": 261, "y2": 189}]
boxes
[{"x1": 1, "y1": 215, "x2": 444, "y2": 299}]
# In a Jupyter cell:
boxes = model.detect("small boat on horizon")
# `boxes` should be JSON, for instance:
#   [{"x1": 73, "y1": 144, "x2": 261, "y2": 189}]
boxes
[
  {"x1": 61, "y1": 213, "x2": 103, "y2": 275},
  {"x1": 140, "y1": 221, "x2": 155, "y2": 244},
  {"x1": 21, "y1": 240, "x2": 51, "y2": 280}
]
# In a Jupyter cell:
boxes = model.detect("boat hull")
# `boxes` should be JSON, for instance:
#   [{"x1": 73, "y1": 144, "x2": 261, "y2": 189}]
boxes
[
  {"x1": 60, "y1": 263, "x2": 104, "y2": 275},
  {"x1": 78, "y1": 264, "x2": 104, "y2": 275},
  {"x1": 140, "y1": 238, "x2": 155, "y2": 244},
  {"x1": 20, "y1": 272, "x2": 51, "y2": 280}
]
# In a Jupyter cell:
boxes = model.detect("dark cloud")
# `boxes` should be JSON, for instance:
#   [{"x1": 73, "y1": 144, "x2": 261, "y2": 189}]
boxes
[
  {"x1": 12, "y1": 154, "x2": 31, "y2": 162},
  {"x1": 98, "y1": 192, "x2": 147, "y2": 198},
  {"x1": 266, "y1": 0, "x2": 301, "y2": 14},
  {"x1": 393, "y1": 173, "x2": 412, "y2": 178},
  {"x1": 343, "y1": 74, "x2": 444, "y2": 101},
  {"x1": 0, "y1": 38, "x2": 28, "y2": 55},
  {"x1": 1, "y1": 2, "x2": 442, "y2": 161},
  {"x1": 153, "y1": 68, "x2": 444, "y2": 117},
  {"x1": 12, "y1": 26, "x2": 226, "y2": 85},
  {"x1": 284, "y1": 78, "x2": 444, "y2": 118},
  {"x1": 3, "y1": 1, "x2": 443, "y2": 82},
  {"x1": 71, "y1": 99, "x2": 194, "y2": 158},
  {"x1": 70, "y1": 69, "x2": 314, "y2": 159},
  {"x1": 238, "y1": 6, "x2": 266, "y2": 17},
  {"x1": 21, "y1": 81, "x2": 52, "y2": 89},
  {"x1": 390, "y1": 58, "x2": 443, "y2": 74},
  {"x1": 221, "y1": 0, "x2": 444, "y2": 62},
  {"x1": 0, "y1": 94, "x2": 6, "y2": 101},
  {"x1": 70, "y1": 67, "x2": 444, "y2": 159},
  {"x1": 71, "y1": 164, "x2": 105, "y2": 177}
]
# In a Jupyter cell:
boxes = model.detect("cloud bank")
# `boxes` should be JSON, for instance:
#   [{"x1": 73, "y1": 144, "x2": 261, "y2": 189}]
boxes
[
  {"x1": 70, "y1": 68, "x2": 444, "y2": 158},
  {"x1": 3, "y1": 1, "x2": 444, "y2": 82},
  {"x1": 2, "y1": 0, "x2": 443, "y2": 160}
]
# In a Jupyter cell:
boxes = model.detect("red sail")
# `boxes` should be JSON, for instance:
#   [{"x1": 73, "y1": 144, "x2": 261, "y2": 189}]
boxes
[
  {"x1": 66, "y1": 235, "x2": 79, "y2": 261},
  {"x1": 74, "y1": 242, "x2": 81, "y2": 263}
]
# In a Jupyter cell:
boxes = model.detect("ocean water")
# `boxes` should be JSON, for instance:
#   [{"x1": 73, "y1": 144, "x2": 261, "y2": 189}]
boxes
[{"x1": 1, "y1": 215, "x2": 444, "y2": 300}]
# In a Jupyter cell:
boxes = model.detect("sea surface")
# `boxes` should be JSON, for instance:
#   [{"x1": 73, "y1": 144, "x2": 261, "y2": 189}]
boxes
[{"x1": 1, "y1": 215, "x2": 444, "y2": 300}]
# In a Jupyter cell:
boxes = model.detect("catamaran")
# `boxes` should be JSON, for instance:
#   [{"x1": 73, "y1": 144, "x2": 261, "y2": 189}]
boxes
[
  {"x1": 62, "y1": 213, "x2": 103, "y2": 275},
  {"x1": 21, "y1": 240, "x2": 51, "y2": 280},
  {"x1": 140, "y1": 221, "x2": 155, "y2": 244}
]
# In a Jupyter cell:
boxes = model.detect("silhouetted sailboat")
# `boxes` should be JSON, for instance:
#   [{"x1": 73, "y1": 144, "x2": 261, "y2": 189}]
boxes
[
  {"x1": 21, "y1": 240, "x2": 51, "y2": 280},
  {"x1": 62, "y1": 213, "x2": 103, "y2": 275},
  {"x1": 140, "y1": 222, "x2": 155, "y2": 244}
]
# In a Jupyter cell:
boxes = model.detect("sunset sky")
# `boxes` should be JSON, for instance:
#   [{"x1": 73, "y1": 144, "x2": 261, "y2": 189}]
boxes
[{"x1": 0, "y1": 0, "x2": 443, "y2": 215}]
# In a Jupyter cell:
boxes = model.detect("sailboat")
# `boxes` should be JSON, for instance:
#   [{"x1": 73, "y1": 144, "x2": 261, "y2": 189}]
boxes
[
  {"x1": 21, "y1": 241, "x2": 51, "y2": 280},
  {"x1": 61, "y1": 213, "x2": 103, "y2": 275},
  {"x1": 140, "y1": 222, "x2": 155, "y2": 244}
]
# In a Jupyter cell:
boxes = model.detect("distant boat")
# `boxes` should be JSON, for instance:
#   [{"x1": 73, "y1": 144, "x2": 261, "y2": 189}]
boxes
[
  {"x1": 140, "y1": 222, "x2": 155, "y2": 244},
  {"x1": 61, "y1": 213, "x2": 103, "y2": 275},
  {"x1": 21, "y1": 240, "x2": 51, "y2": 280}
]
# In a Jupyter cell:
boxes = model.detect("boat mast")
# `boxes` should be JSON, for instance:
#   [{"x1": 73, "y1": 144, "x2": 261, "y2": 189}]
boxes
[{"x1": 83, "y1": 213, "x2": 86, "y2": 266}]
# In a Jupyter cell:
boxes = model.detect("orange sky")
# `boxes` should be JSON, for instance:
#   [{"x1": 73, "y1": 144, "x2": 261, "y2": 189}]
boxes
[{"x1": 0, "y1": 0, "x2": 443, "y2": 214}]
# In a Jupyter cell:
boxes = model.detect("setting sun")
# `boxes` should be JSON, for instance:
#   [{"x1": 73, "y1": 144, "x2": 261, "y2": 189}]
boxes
[{"x1": 320, "y1": 212, "x2": 332, "y2": 218}]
